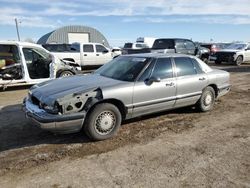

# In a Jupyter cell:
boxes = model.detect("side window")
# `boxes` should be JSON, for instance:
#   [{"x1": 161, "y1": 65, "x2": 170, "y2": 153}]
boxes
[
  {"x1": 191, "y1": 58, "x2": 204, "y2": 74},
  {"x1": 151, "y1": 58, "x2": 173, "y2": 79},
  {"x1": 174, "y1": 57, "x2": 196, "y2": 77},
  {"x1": 83, "y1": 44, "x2": 94, "y2": 53},
  {"x1": 185, "y1": 41, "x2": 196, "y2": 50},
  {"x1": 175, "y1": 40, "x2": 185, "y2": 49},
  {"x1": 96, "y1": 45, "x2": 107, "y2": 53}
]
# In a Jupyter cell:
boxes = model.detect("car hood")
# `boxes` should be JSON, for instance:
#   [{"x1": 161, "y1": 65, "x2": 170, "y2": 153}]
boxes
[{"x1": 30, "y1": 74, "x2": 125, "y2": 105}]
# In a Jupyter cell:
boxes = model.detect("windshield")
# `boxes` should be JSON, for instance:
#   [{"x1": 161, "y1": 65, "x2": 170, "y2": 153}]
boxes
[
  {"x1": 226, "y1": 43, "x2": 247, "y2": 50},
  {"x1": 95, "y1": 56, "x2": 151, "y2": 82}
]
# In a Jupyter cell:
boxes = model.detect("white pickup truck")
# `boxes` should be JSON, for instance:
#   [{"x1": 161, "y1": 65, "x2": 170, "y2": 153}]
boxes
[
  {"x1": 52, "y1": 43, "x2": 115, "y2": 69},
  {"x1": 0, "y1": 41, "x2": 81, "y2": 89}
]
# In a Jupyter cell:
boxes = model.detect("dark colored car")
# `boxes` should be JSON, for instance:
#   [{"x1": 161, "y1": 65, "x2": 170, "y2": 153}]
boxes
[{"x1": 151, "y1": 38, "x2": 199, "y2": 56}]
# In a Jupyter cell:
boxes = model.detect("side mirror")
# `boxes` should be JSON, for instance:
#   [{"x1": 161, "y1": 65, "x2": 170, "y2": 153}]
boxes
[
  {"x1": 145, "y1": 76, "x2": 161, "y2": 85},
  {"x1": 102, "y1": 50, "x2": 109, "y2": 53}
]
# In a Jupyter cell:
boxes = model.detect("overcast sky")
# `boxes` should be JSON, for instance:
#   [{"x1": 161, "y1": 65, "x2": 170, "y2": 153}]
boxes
[{"x1": 0, "y1": 0, "x2": 250, "y2": 46}]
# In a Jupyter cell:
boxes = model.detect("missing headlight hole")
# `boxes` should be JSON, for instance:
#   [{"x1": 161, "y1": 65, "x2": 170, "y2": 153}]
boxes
[
  {"x1": 75, "y1": 102, "x2": 83, "y2": 108},
  {"x1": 66, "y1": 105, "x2": 73, "y2": 111}
]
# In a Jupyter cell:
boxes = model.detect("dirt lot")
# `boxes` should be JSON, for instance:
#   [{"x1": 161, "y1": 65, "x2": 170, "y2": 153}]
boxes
[{"x1": 0, "y1": 64, "x2": 249, "y2": 188}]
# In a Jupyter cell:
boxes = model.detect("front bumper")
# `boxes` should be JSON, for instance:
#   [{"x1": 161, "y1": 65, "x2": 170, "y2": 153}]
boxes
[{"x1": 23, "y1": 99, "x2": 85, "y2": 134}]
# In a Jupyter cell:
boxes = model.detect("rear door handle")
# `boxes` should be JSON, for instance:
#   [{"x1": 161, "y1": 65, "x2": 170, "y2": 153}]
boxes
[
  {"x1": 84, "y1": 54, "x2": 87, "y2": 56},
  {"x1": 166, "y1": 82, "x2": 174, "y2": 87},
  {"x1": 96, "y1": 54, "x2": 99, "y2": 56},
  {"x1": 199, "y1": 77, "x2": 206, "y2": 81}
]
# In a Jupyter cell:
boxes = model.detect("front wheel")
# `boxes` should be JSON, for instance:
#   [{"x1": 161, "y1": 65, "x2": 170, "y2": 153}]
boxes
[
  {"x1": 57, "y1": 70, "x2": 74, "y2": 77},
  {"x1": 235, "y1": 56, "x2": 243, "y2": 66},
  {"x1": 84, "y1": 103, "x2": 122, "y2": 141},
  {"x1": 196, "y1": 86, "x2": 215, "y2": 112}
]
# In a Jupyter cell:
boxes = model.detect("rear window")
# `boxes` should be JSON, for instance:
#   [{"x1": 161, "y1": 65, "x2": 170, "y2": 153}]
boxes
[
  {"x1": 152, "y1": 39, "x2": 175, "y2": 49},
  {"x1": 83, "y1": 44, "x2": 94, "y2": 52},
  {"x1": 174, "y1": 57, "x2": 196, "y2": 77}
]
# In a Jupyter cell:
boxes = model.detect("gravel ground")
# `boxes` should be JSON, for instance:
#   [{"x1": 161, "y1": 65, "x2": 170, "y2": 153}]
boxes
[{"x1": 0, "y1": 64, "x2": 249, "y2": 188}]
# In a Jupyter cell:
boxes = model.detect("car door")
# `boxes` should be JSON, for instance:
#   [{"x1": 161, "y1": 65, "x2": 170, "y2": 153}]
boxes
[
  {"x1": 174, "y1": 57, "x2": 208, "y2": 108},
  {"x1": 184, "y1": 40, "x2": 197, "y2": 55},
  {"x1": 82, "y1": 44, "x2": 96, "y2": 66},
  {"x1": 22, "y1": 47, "x2": 50, "y2": 80},
  {"x1": 95, "y1": 44, "x2": 112, "y2": 65},
  {"x1": 132, "y1": 57, "x2": 177, "y2": 117}
]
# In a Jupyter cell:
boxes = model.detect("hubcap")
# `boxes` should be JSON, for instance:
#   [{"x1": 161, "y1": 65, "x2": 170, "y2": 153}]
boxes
[
  {"x1": 204, "y1": 93, "x2": 212, "y2": 106},
  {"x1": 62, "y1": 72, "x2": 72, "y2": 77},
  {"x1": 95, "y1": 111, "x2": 116, "y2": 135}
]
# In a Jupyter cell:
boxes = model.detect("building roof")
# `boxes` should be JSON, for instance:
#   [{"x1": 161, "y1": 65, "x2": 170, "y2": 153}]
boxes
[{"x1": 37, "y1": 25, "x2": 110, "y2": 47}]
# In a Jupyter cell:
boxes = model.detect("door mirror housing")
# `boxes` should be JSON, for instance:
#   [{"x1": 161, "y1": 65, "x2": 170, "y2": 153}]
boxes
[
  {"x1": 145, "y1": 76, "x2": 161, "y2": 85},
  {"x1": 102, "y1": 50, "x2": 109, "y2": 53}
]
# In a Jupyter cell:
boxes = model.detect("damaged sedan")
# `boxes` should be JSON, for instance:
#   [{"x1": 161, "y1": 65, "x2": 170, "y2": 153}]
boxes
[{"x1": 24, "y1": 53, "x2": 230, "y2": 140}]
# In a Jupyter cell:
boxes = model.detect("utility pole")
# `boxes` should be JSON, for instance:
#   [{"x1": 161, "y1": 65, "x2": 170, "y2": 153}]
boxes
[{"x1": 15, "y1": 18, "x2": 21, "y2": 41}]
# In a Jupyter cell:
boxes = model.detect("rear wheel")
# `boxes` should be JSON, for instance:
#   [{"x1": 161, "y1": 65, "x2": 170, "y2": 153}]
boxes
[
  {"x1": 84, "y1": 103, "x2": 121, "y2": 141},
  {"x1": 235, "y1": 56, "x2": 243, "y2": 66},
  {"x1": 196, "y1": 86, "x2": 215, "y2": 112}
]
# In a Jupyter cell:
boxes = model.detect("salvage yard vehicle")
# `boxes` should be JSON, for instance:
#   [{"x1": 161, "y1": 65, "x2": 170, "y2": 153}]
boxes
[
  {"x1": 151, "y1": 38, "x2": 199, "y2": 56},
  {"x1": 0, "y1": 41, "x2": 81, "y2": 89},
  {"x1": 122, "y1": 42, "x2": 151, "y2": 55},
  {"x1": 211, "y1": 42, "x2": 250, "y2": 65},
  {"x1": 24, "y1": 53, "x2": 230, "y2": 141},
  {"x1": 51, "y1": 42, "x2": 115, "y2": 70}
]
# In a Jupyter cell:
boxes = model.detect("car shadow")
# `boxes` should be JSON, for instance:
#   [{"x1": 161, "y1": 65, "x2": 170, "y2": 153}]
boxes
[{"x1": 0, "y1": 103, "x2": 198, "y2": 152}]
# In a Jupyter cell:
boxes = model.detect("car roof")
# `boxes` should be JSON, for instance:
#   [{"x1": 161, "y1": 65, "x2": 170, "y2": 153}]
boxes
[
  {"x1": 123, "y1": 53, "x2": 193, "y2": 58},
  {"x1": 155, "y1": 38, "x2": 193, "y2": 41}
]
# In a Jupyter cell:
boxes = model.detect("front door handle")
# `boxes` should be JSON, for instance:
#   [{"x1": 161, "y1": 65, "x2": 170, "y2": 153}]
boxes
[
  {"x1": 96, "y1": 54, "x2": 99, "y2": 56},
  {"x1": 84, "y1": 54, "x2": 87, "y2": 56},
  {"x1": 199, "y1": 77, "x2": 206, "y2": 81},
  {"x1": 166, "y1": 82, "x2": 174, "y2": 87}
]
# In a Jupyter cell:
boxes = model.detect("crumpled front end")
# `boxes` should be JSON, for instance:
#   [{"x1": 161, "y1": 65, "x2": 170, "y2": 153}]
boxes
[{"x1": 23, "y1": 87, "x2": 103, "y2": 134}]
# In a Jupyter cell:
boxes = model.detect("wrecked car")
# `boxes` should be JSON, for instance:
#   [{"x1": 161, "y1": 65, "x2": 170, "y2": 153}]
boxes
[
  {"x1": 0, "y1": 41, "x2": 81, "y2": 89},
  {"x1": 24, "y1": 53, "x2": 230, "y2": 141}
]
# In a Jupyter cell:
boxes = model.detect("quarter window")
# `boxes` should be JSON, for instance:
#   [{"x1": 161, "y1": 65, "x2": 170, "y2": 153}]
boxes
[
  {"x1": 83, "y1": 44, "x2": 94, "y2": 52},
  {"x1": 174, "y1": 57, "x2": 196, "y2": 77},
  {"x1": 151, "y1": 58, "x2": 173, "y2": 79},
  {"x1": 191, "y1": 58, "x2": 203, "y2": 74}
]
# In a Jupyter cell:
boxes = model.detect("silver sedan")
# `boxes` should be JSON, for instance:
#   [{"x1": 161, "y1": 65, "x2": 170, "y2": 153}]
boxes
[{"x1": 24, "y1": 53, "x2": 230, "y2": 140}]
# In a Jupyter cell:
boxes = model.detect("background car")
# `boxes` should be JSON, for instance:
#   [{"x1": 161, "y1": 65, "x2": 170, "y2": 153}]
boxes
[
  {"x1": 211, "y1": 42, "x2": 250, "y2": 65},
  {"x1": 151, "y1": 38, "x2": 199, "y2": 56}
]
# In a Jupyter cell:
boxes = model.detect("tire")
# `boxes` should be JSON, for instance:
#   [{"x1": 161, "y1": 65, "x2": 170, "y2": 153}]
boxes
[
  {"x1": 215, "y1": 60, "x2": 222, "y2": 65},
  {"x1": 84, "y1": 103, "x2": 122, "y2": 141},
  {"x1": 58, "y1": 70, "x2": 74, "y2": 77},
  {"x1": 196, "y1": 86, "x2": 215, "y2": 112},
  {"x1": 235, "y1": 56, "x2": 243, "y2": 66}
]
